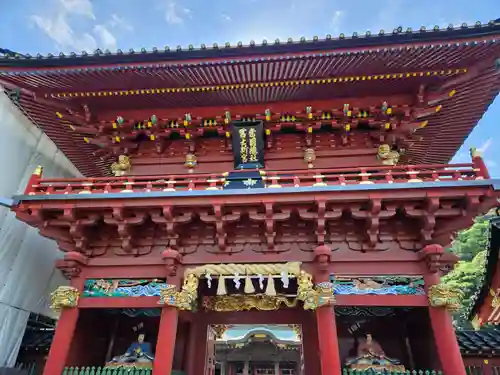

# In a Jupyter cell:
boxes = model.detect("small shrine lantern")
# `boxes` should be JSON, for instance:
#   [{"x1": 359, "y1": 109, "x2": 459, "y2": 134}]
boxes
[
  {"x1": 185, "y1": 153, "x2": 197, "y2": 173},
  {"x1": 303, "y1": 148, "x2": 316, "y2": 168}
]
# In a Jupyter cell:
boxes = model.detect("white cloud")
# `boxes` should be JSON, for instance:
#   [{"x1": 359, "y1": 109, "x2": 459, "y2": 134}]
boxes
[
  {"x1": 59, "y1": 0, "x2": 95, "y2": 19},
  {"x1": 451, "y1": 151, "x2": 469, "y2": 164},
  {"x1": 30, "y1": 0, "x2": 120, "y2": 53},
  {"x1": 30, "y1": 12, "x2": 97, "y2": 52},
  {"x1": 222, "y1": 14, "x2": 232, "y2": 22},
  {"x1": 330, "y1": 10, "x2": 344, "y2": 34},
  {"x1": 164, "y1": 0, "x2": 185, "y2": 25},
  {"x1": 93, "y1": 25, "x2": 117, "y2": 51},
  {"x1": 478, "y1": 138, "x2": 493, "y2": 153},
  {"x1": 109, "y1": 14, "x2": 134, "y2": 32}
]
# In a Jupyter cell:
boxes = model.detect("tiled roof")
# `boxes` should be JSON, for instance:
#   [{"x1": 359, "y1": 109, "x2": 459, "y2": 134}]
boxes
[
  {"x1": 0, "y1": 20, "x2": 499, "y2": 68},
  {"x1": 458, "y1": 329, "x2": 500, "y2": 356},
  {"x1": 1, "y1": 20, "x2": 499, "y2": 176}
]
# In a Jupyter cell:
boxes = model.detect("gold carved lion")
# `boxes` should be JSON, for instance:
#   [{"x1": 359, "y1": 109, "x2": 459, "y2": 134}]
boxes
[
  {"x1": 428, "y1": 283, "x2": 463, "y2": 312},
  {"x1": 110, "y1": 155, "x2": 131, "y2": 177},
  {"x1": 50, "y1": 286, "x2": 80, "y2": 312}
]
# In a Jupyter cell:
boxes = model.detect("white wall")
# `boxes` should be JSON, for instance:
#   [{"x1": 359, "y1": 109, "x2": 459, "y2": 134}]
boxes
[{"x1": 0, "y1": 87, "x2": 81, "y2": 367}]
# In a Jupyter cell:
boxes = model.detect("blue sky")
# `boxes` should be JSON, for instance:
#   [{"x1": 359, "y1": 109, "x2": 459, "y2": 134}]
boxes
[{"x1": 1, "y1": 0, "x2": 499, "y2": 176}]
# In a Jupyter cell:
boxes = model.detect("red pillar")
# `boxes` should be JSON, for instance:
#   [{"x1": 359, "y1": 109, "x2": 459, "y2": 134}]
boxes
[
  {"x1": 313, "y1": 245, "x2": 341, "y2": 375},
  {"x1": 153, "y1": 307, "x2": 179, "y2": 375},
  {"x1": 185, "y1": 320, "x2": 199, "y2": 375},
  {"x1": 425, "y1": 273, "x2": 466, "y2": 375},
  {"x1": 42, "y1": 307, "x2": 79, "y2": 375},
  {"x1": 316, "y1": 305, "x2": 342, "y2": 375}
]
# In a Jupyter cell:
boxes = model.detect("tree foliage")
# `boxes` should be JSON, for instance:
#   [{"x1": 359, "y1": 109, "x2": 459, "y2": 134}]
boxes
[
  {"x1": 442, "y1": 251, "x2": 486, "y2": 328},
  {"x1": 442, "y1": 217, "x2": 490, "y2": 328},
  {"x1": 448, "y1": 216, "x2": 489, "y2": 261}
]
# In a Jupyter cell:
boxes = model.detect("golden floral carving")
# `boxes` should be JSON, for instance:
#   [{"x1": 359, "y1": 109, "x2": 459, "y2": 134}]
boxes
[
  {"x1": 202, "y1": 294, "x2": 298, "y2": 311},
  {"x1": 296, "y1": 271, "x2": 335, "y2": 310},
  {"x1": 159, "y1": 273, "x2": 199, "y2": 311},
  {"x1": 159, "y1": 263, "x2": 333, "y2": 311},
  {"x1": 289, "y1": 324, "x2": 302, "y2": 339},
  {"x1": 212, "y1": 324, "x2": 231, "y2": 339},
  {"x1": 428, "y1": 283, "x2": 463, "y2": 312},
  {"x1": 296, "y1": 270, "x2": 318, "y2": 310},
  {"x1": 50, "y1": 286, "x2": 80, "y2": 312}
]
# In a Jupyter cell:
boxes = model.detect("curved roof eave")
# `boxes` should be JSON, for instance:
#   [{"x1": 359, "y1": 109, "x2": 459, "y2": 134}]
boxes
[{"x1": 1, "y1": 21, "x2": 499, "y2": 69}]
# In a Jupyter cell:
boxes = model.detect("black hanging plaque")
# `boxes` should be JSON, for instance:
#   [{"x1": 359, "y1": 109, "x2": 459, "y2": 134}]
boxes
[{"x1": 231, "y1": 120, "x2": 265, "y2": 169}]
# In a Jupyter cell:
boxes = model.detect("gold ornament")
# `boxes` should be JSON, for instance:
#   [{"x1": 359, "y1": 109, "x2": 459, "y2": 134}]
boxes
[
  {"x1": 50, "y1": 286, "x2": 80, "y2": 312},
  {"x1": 184, "y1": 153, "x2": 197, "y2": 170},
  {"x1": 159, "y1": 273, "x2": 199, "y2": 311},
  {"x1": 470, "y1": 147, "x2": 482, "y2": 158},
  {"x1": 110, "y1": 155, "x2": 131, "y2": 176},
  {"x1": 377, "y1": 144, "x2": 400, "y2": 166},
  {"x1": 295, "y1": 272, "x2": 335, "y2": 310},
  {"x1": 471, "y1": 314, "x2": 483, "y2": 331},
  {"x1": 296, "y1": 270, "x2": 319, "y2": 310},
  {"x1": 303, "y1": 148, "x2": 316, "y2": 168},
  {"x1": 212, "y1": 324, "x2": 230, "y2": 339},
  {"x1": 428, "y1": 283, "x2": 464, "y2": 312},
  {"x1": 289, "y1": 324, "x2": 302, "y2": 339},
  {"x1": 33, "y1": 165, "x2": 44, "y2": 176},
  {"x1": 203, "y1": 294, "x2": 298, "y2": 312}
]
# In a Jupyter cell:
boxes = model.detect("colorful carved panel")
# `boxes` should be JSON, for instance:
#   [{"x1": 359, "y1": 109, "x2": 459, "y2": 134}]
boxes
[
  {"x1": 334, "y1": 306, "x2": 412, "y2": 317},
  {"x1": 332, "y1": 276, "x2": 425, "y2": 295},
  {"x1": 83, "y1": 279, "x2": 168, "y2": 297}
]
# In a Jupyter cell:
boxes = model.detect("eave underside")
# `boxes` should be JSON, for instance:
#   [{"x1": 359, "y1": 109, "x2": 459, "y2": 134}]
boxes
[{"x1": 1, "y1": 38, "x2": 499, "y2": 177}]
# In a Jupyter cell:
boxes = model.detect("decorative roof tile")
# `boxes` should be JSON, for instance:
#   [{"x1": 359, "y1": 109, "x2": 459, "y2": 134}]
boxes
[
  {"x1": 458, "y1": 329, "x2": 500, "y2": 355},
  {"x1": 0, "y1": 20, "x2": 499, "y2": 68}
]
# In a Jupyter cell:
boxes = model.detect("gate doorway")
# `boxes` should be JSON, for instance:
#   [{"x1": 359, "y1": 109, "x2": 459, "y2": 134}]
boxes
[
  {"x1": 194, "y1": 310, "x2": 320, "y2": 375},
  {"x1": 209, "y1": 324, "x2": 303, "y2": 375}
]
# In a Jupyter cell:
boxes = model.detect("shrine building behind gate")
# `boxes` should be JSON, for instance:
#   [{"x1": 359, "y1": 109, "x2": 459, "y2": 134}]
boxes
[{"x1": 2, "y1": 19, "x2": 500, "y2": 375}]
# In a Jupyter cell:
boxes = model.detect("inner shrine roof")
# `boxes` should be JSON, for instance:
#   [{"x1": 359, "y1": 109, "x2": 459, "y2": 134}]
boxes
[
  {"x1": 0, "y1": 20, "x2": 499, "y2": 176},
  {"x1": 457, "y1": 328, "x2": 500, "y2": 356}
]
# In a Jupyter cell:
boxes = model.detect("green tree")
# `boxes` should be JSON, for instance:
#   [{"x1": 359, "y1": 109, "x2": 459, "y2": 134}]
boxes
[
  {"x1": 448, "y1": 216, "x2": 489, "y2": 261},
  {"x1": 441, "y1": 250, "x2": 486, "y2": 328},
  {"x1": 440, "y1": 211, "x2": 499, "y2": 328}
]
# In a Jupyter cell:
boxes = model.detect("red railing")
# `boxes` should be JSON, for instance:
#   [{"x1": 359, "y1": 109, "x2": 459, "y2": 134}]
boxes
[{"x1": 22, "y1": 160, "x2": 489, "y2": 196}]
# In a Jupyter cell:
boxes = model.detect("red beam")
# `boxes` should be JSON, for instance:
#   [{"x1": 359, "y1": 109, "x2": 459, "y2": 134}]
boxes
[
  {"x1": 81, "y1": 257, "x2": 425, "y2": 275},
  {"x1": 84, "y1": 252, "x2": 421, "y2": 267},
  {"x1": 76, "y1": 294, "x2": 426, "y2": 309},
  {"x1": 84, "y1": 265, "x2": 167, "y2": 278},
  {"x1": 25, "y1": 186, "x2": 493, "y2": 211},
  {"x1": 78, "y1": 296, "x2": 159, "y2": 308},
  {"x1": 201, "y1": 309, "x2": 311, "y2": 324}
]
